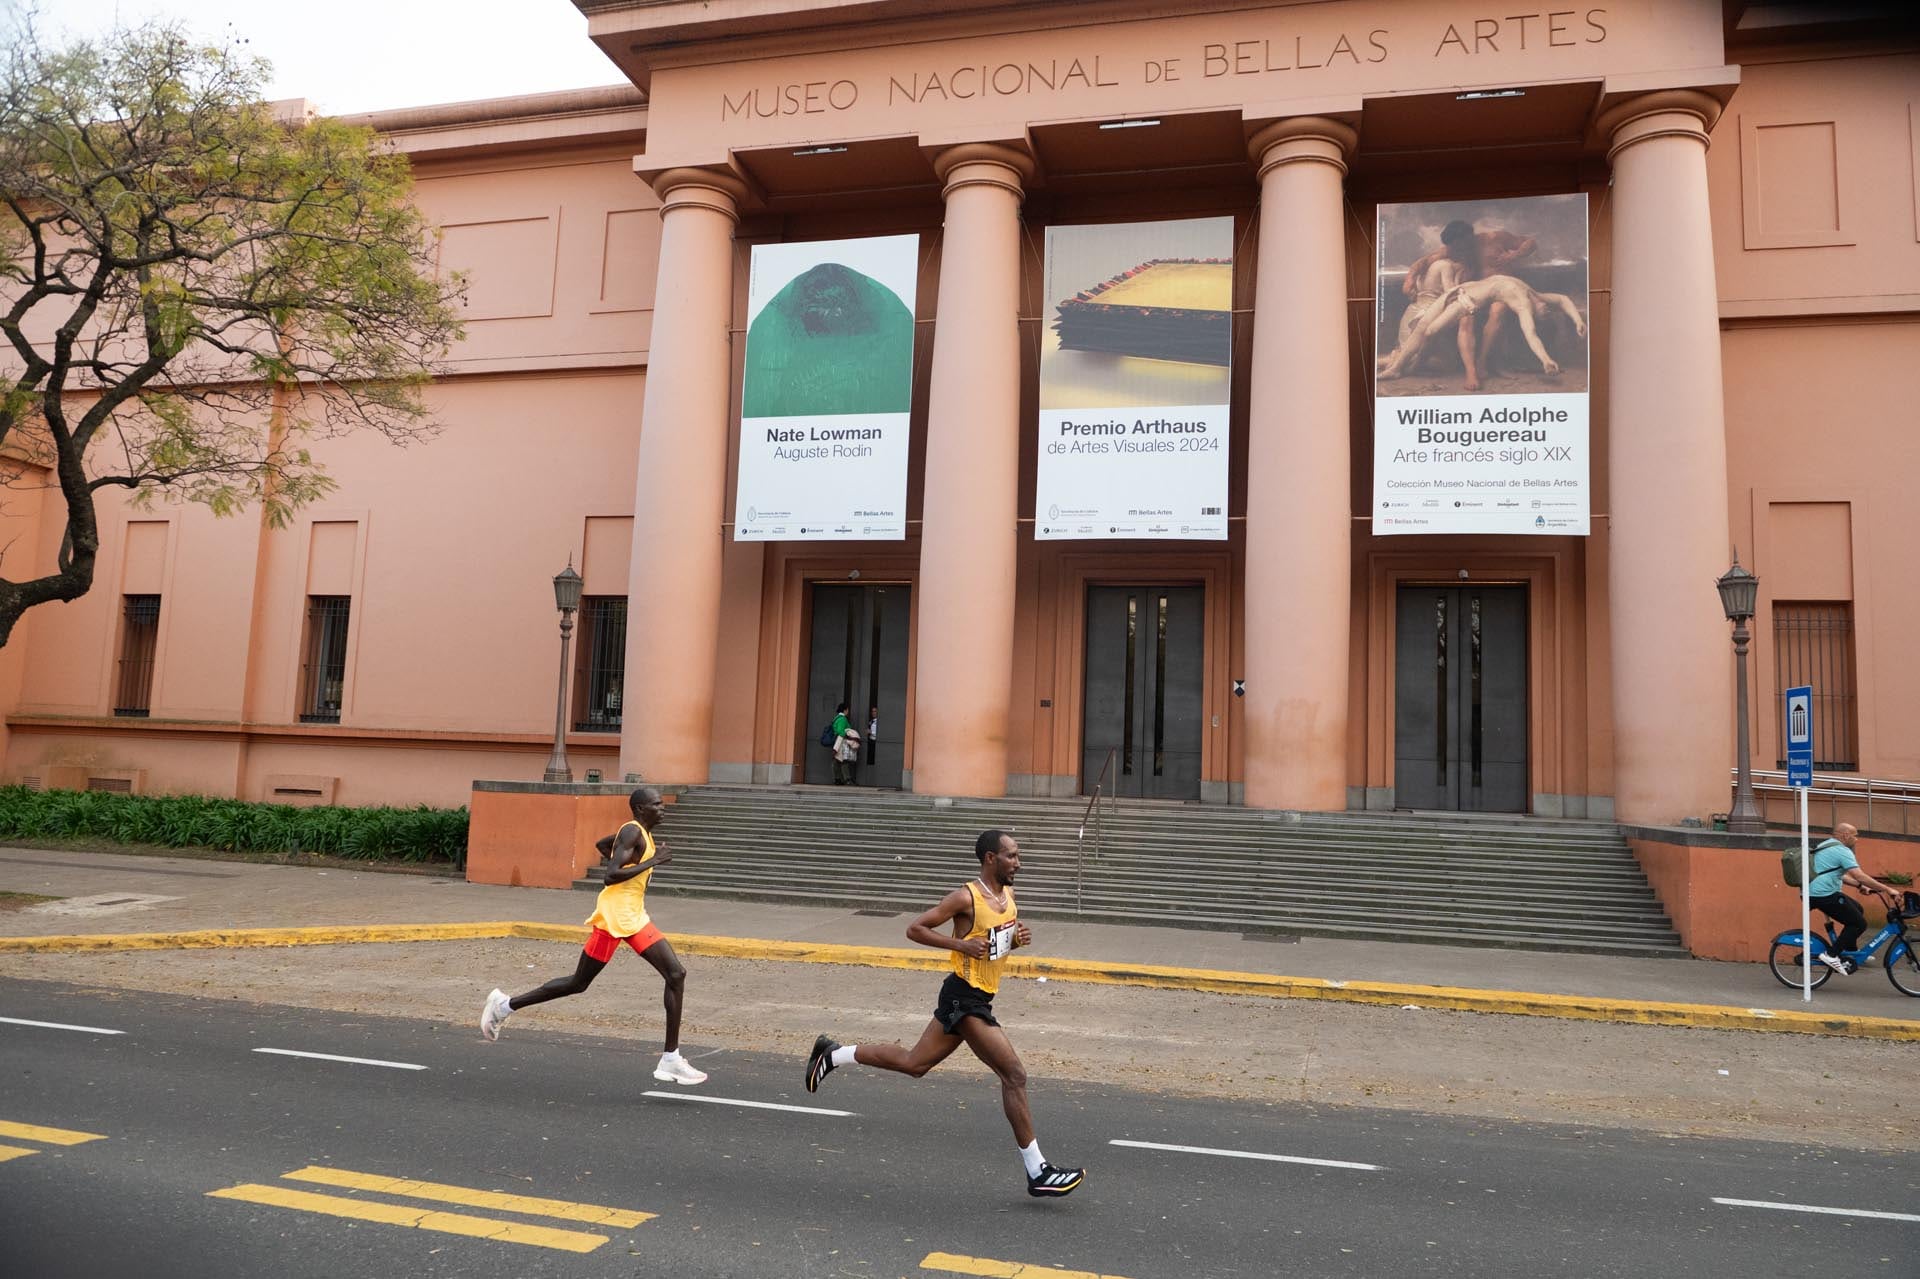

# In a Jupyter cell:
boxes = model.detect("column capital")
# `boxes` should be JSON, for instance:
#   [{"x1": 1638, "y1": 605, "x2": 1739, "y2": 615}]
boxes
[
  {"x1": 647, "y1": 166, "x2": 750, "y2": 222},
  {"x1": 931, "y1": 143, "x2": 1036, "y2": 201},
  {"x1": 1247, "y1": 117, "x2": 1358, "y2": 181},
  {"x1": 1597, "y1": 90, "x2": 1724, "y2": 161}
]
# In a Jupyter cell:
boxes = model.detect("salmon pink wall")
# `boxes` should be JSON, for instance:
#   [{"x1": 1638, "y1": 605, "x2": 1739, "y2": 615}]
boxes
[{"x1": 1634, "y1": 834, "x2": 1920, "y2": 962}]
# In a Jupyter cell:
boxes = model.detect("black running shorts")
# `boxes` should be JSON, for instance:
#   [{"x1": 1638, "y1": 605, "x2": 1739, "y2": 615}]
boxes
[{"x1": 935, "y1": 973, "x2": 999, "y2": 1033}]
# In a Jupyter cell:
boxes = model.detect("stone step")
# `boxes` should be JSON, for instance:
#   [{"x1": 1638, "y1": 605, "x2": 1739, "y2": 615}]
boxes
[
  {"x1": 628, "y1": 785, "x2": 1684, "y2": 956},
  {"x1": 643, "y1": 883, "x2": 1684, "y2": 958}
]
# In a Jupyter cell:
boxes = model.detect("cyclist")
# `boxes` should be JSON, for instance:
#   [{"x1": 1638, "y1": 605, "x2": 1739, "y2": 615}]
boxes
[{"x1": 1808, "y1": 822, "x2": 1903, "y2": 974}]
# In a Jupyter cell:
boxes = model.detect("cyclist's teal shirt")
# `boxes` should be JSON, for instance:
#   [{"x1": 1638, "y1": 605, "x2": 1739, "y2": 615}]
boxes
[{"x1": 1808, "y1": 838, "x2": 1858, "y2": 897}]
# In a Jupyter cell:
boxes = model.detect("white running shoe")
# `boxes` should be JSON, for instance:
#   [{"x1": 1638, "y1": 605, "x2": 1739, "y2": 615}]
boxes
[
  {"x1": 1817, "y1": 952, "x2": 1849, "y2": 975},
  {"x1": 653, "y1": 1053, "x2": 707, "y2": 1085},
  {"x1": 480, "y1": 988, "x2": 511, "y2": 1041}
]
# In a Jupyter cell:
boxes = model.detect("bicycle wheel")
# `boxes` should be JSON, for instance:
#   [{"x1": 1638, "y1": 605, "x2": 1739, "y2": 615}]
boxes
[
  {"x1": 1768, "y1": 937, "x2": 1832, "y2": 990},
  {"x1": 1885, "y1": 937, "x2": 1920, "y2": 997}
]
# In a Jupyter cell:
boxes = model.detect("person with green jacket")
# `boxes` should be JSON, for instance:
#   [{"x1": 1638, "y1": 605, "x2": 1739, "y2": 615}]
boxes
[{"x1": 830, "y1": 702, "x2": 858, "y2": 785}]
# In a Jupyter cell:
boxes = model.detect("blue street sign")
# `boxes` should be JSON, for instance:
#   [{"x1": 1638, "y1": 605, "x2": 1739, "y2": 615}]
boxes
[{"x1": 1785, "y1": 684, "x2": 1813, "y2": 789}]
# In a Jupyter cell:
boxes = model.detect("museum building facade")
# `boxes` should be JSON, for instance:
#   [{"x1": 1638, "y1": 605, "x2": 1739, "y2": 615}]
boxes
[{"x1": 3, "y1": 0, "x2": 1916, "y2": 831}]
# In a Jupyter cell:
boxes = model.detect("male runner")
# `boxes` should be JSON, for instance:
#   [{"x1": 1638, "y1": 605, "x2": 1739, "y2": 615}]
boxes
[
  {"x1": 804, "y1": 828, "x2": 1084, "y2": 1198},
  {"x1": 479, "y1": 786, "x2": 707, "y2": 1085}
]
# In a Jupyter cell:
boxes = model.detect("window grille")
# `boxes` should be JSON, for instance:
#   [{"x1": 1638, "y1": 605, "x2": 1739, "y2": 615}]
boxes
[
  {"x1": 299, "y1": 596, "x2": 352, "y2": 724},
  {"x1": 573, "y1": 597, "x2": 627, "y2": 732},
  {"x1": 1772, "y1": 601, "x2": 1858, "y2": 770},
  {"x1": 114, "y1": 594, "x2": 161, "y2": 716}
]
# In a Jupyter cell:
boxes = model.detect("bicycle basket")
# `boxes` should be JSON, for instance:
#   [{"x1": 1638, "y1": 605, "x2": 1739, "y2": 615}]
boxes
[{"x1": 1902, "y1": 890, "x2": 1920, "y2": 919}]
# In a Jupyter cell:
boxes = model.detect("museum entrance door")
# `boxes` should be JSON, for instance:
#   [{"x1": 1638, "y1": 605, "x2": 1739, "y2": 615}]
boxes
[
  {"x1": 1082, "y1": 585, "x2": 1204, "y2": 800},
  {"x1": 803, "y1": 584, "x2": 909, "y2": 788},
  {"x1": 1393, "y1": 585, "x2": 1529, "y2": 812}
]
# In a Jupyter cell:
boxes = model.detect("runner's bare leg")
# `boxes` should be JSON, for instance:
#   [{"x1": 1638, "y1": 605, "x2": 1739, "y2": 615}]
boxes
[
  {"x1": 958, "y1": 1018, "x2": 1036, "y2": 1147},
  {"x1": 855, "y1": 1019, "x2": 964, "y2": 1077},
  {"x1": 639, "y1": 937, "x2": 688, "y2": 1053}
]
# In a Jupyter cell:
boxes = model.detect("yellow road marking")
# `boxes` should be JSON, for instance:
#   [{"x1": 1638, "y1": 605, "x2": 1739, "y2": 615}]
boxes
[
  {"x1": 282, "y1": 1165, "x2": 654, "y2": 1227},
  {"x1": 0, "y1": 922, "x2": 521, "y2": 954},
  {"x1": 0, "y1": 1120, "x2": 107, "y2": 1146},
  {"x1": 921, "y1": 1252, "x2": 1135, "y2": 1279},
  {"x1": 206, "y1": 1184, "x2": 608, "y2": 1253},
  {"x1": 0, "y1": 1143, "x2": 41, "y2": 1162}
]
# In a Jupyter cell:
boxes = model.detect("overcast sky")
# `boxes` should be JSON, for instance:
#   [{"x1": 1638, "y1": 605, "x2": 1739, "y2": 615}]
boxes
[{"x1": 32, "y1": 0, "x2": 627, "y2": 115}]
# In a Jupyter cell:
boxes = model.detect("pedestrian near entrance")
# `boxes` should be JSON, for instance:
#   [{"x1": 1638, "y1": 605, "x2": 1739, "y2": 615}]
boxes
[
  {"x1": 804, "y1": 828, "x2": 1086, "y2": 1198},
  {"x1": 1808, "y1": 821, "x2": 1903, "y2": 975},
  {"x1": 830, "y1": 701, "x2": 858, "y2": 785},
  {"x1": 479, "y1": 787, "x2": 707, "y2": 1084}
]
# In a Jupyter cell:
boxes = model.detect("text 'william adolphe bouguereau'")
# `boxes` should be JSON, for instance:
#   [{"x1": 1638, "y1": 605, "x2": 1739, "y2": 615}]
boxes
[{"x1": 719, "y1": 8, "x2": 1611, "y2": 120}]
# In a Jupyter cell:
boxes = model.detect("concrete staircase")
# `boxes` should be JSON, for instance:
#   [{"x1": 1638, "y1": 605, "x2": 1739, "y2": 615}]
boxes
[{"x1": 595, "y1": 785, "x2": 1685, "y2": 957}]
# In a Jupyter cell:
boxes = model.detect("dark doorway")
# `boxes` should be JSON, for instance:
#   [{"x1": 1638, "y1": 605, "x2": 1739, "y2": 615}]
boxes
[
  {"x1": 1082, "y1": 585, "x2": 1204, "y2": 800},
  {"x1": 804, "y1": 584, "x2": 909, "y2": 788},
  {"x1": 1393, "y1": 585, "x2": 1529, "y2": 812}
]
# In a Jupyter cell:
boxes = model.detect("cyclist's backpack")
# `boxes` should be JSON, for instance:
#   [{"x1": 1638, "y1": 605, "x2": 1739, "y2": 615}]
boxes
[
  {"x1": 1783, "y1": 838, "x2": 1841, "y2": 888},
  {"x1": 819, "y1": 722, "x2": 836, "y2": 748}
]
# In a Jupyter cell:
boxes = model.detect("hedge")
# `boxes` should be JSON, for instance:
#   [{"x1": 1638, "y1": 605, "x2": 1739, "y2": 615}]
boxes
[{"x1": 0, "y1": 786, "x2": 468, "y2": 867}]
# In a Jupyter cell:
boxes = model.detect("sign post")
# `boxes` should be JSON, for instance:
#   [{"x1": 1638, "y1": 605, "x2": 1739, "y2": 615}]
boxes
[{"x1": 1785, "y1": 684, "x2": 1814, "y2": 1001}]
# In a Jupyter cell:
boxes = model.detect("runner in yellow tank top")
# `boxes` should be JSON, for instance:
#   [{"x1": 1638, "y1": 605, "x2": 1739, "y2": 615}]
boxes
[
  {"x1": 478, "y1": 787, "x2": 707, "y2": 1085},
  {"x1": 803, "y1": 828, "x2": 1085, "y2": 1198}
]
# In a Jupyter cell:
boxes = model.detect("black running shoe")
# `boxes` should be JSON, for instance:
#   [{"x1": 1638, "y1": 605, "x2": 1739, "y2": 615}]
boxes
[
  {"x1": 1026, "y1": 1163, "x2": 1085, "y2": 1198},
  {"x1": 805, "y1": 1034, "x2": 840, "y2": 1093}
]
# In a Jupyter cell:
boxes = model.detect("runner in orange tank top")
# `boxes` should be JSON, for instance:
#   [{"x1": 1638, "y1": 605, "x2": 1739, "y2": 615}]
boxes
[
  {"x1": 478, "y1": 787, "x2": 707, "y2": 1085},
  {"x1": 804, "y1": 828, "x2": 1085, "y2": 1198}
]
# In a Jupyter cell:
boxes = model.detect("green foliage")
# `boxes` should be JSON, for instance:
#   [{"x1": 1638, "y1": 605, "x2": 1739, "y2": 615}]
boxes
[
  {"x1": 0, "y1": 787, "x2": 467, "y2": 867},
  {"x1": 0, "y1": 16, "x2": 465, "y2": 644}
]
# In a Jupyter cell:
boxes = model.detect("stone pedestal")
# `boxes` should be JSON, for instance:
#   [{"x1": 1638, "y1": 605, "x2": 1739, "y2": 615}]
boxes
[{"x1": 466, "y1": 781, "x2": 645, "y2": 889}]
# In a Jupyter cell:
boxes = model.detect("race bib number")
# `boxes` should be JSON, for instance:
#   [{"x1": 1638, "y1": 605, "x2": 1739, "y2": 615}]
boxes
[{"x1": 986, "y1": 920, "x2": 1018, "y2": 961}]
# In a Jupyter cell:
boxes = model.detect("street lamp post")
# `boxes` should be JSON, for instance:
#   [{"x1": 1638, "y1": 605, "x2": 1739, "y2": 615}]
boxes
[
  {"x1": 1716, "y1": 553, "x2": 1766, "y2": 835},
  {"x1": 543, "y1": 562, "x2": 584, "y2": 784}
]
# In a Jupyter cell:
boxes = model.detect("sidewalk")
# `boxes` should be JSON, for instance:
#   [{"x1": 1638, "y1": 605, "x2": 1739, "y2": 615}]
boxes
[{"x1": 3, "y1": 844, "x2": 1916, "y2": 1038}]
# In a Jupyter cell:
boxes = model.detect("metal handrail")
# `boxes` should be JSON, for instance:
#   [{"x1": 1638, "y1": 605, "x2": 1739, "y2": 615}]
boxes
[
  {"x1": 1732, "y1": 767, "x2": 1920, "y2": 836},
  {"x1": 1076, "y1": 747, "x2": 1119, "y2": 914}
]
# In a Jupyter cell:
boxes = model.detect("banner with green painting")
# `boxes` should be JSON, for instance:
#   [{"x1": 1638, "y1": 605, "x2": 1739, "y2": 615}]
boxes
[{"x1": 734, "y1": 234, "x2": 918, "y2": 541}]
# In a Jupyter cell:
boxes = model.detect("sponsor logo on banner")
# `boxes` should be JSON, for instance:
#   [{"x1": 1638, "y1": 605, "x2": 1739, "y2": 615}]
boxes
[
  {"x1": 1036, "y1": 216, "x2": 1233, "y2": 541},
  {"x1": 1372, "y1": 195, "x2": 1590, "y2": 536},
  {"x1": 734, "y1": 235, "x2": 918, "y2": 542}
]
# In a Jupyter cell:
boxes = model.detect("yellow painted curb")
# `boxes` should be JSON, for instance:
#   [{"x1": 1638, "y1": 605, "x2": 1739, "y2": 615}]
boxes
[
  {"x1": 0, "y1": 922, "x2": 521, "y2": 953},
  {"x1": 648, "y1": 932, "x2": 1920, "y2": 1043},
  {"x1": 3, "y1": 920, "x2": 1914, "y2": 1042}
]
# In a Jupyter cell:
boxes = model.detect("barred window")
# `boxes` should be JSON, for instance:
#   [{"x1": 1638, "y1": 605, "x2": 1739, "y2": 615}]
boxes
[
  {"x1": 114, "y1": 594, "x2": 161, "y2": 716},
  {"x1": 1773, "y1": 601, "x2": 1857, "y2": 770},
  {"x1": 299, "y1": 596, "x2": 351, "y2": 724},
  {"x1": 573, "y1": 596, "x2": 627, "y2": 732}
]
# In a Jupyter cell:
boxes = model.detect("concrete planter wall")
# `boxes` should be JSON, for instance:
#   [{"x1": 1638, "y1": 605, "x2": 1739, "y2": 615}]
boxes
[
  {"x1": 1630, "y1": 829, "x2": 1920, "y2": 962},
  {"x1": 467, "y1": 781, "x2": 652, "y2": 889}
]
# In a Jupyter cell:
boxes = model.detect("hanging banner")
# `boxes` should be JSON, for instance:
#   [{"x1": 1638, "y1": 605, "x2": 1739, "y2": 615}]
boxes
[
  {"x1": 1036, "y1": 216, "x2": 1233, "y2": 540},
  {"x1": 734, "y1": 234, "x2": 919, "y2": 541},
  {"x1": 1372, "y1": 194, "x2": 1590, "y2": 536}
]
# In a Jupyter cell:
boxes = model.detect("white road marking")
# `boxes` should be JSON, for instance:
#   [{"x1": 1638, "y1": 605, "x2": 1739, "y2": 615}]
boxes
[
  {"x1": 26, "y1": 893, "x2": 179, "y2": 917},
  {"x1": 1110, "y1": 1139, "x2": 1382, "y2": 1172},
  {"x1": 253, "y1": 1048, "x2": 427, "y2": 1071},
  {"x1": 640, "y1": 1090, "x2": 851, "y2": 1117},
  {"x1": 0, "y1": 1016, "x2": 125, "y2": 1035},
  {"x1": 1713, "y1": 1197, "x2": 1920, "y2": 1224}
]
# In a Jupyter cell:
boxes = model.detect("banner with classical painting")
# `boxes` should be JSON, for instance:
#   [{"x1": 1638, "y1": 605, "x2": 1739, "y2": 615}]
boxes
[
  {"x1": 734, "y1": 234, "x2": 918, "y2": 541},
  {"x1": 1036, "y1": 216, "x2": 1233, "y2": 541},
  {"x1": 1372, "y1": 194, "x2": 1590, "y2": 536}
]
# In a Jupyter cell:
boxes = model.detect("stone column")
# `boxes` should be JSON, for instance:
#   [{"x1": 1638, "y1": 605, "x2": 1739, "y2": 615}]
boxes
[
  {"x1": 911, "y1": 143, "x2": 1033, "y2": 797},
  {"x1": 618, "y1": 167, "x2": 746, "y2": 785},
  {"x1": 1242, "y1": 118, "x2": 1357, "y2": 812},
  {"x1": 1600, "y1": 91, "x2": 1733, "y2": 824}
]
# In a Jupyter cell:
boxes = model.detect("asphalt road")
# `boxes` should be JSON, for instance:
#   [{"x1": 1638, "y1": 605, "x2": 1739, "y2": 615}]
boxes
[{"x1": 2, "y1": 977, "x2": 1916, "y2": 1279}]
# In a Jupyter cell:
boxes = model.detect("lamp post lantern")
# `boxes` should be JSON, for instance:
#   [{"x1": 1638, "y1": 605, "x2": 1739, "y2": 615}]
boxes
[
  {"x1": 543, "y1": 562, "x2": 585, "y2": 783},
  {"x1": 1716, "y1": 553, "x2": 1766, "y2": 835}
]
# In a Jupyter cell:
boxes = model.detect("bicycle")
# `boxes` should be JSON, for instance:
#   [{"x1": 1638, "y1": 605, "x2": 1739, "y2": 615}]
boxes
[{"x1": 1768, "y1": 889, "x2": 1920, "y2": 995}]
